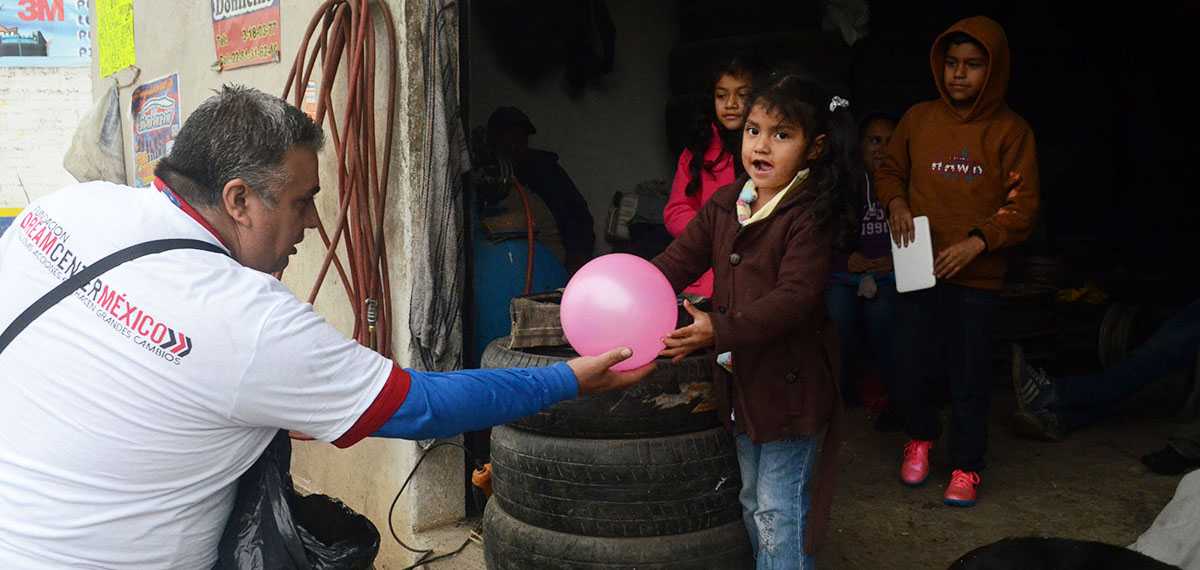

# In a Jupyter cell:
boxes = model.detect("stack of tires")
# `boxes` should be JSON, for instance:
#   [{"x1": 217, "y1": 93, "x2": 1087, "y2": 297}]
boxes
[{"x1": 480, "y1": 337, "x2": 753, "y2": 569}]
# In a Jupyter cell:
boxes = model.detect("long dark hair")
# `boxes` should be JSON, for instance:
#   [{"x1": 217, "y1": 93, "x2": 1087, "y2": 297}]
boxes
[
  {"x1": 744, "y1": 74, "x2": 858, "y2": 252},
  {"x1": 682, "y1": 55, "x2": 764, "y2": 197},
  {"x1": 852, "y1": 109, "x2": 898, "y2": 209}
]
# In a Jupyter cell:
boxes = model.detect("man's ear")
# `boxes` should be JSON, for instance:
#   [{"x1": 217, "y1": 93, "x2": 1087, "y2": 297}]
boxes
[
  {"x1": 807, "y1": 134, "x2": 827, "y2": 160},
  {"x1": 222, "y1": 179, "x2": 253, "y2": 227}
]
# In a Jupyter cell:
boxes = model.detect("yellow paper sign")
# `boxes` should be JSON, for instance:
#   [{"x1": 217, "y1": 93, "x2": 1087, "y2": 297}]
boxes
[{"x1": 96, "y1": 0, "x2": 135, "y2": 78}]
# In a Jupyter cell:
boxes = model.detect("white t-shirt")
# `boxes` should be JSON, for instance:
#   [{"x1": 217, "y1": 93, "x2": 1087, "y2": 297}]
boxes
[{"x1": 0, "y1": 182, "x2": 394, "y2": 569}]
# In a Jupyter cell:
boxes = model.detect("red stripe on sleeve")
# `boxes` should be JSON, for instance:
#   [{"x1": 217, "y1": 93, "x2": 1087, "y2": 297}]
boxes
[
  {"x1": 152, "y1": 177, "x2": 232, "y2": 249},
  {"x1": 332, "y1": 365, "x2": 411, "y2": 448}
]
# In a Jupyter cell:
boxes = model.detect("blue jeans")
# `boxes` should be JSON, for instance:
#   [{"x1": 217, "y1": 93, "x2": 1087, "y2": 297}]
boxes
[
  {"x1": 826, "y1": 278, "x2": 896, "y2": 403},
  {"x1": 734, "y1": 432, "x2": 819, "y2": 570},
  {"x1": 1052, "y1": 298, "x2": 1200, "y2": 431},
  {"x1": 891, "y1": 283, "x2": 1000, "y2": 473}
]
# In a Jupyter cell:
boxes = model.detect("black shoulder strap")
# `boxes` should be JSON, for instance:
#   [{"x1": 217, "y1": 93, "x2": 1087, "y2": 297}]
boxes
[{"x1": 0, "y1": 238, "x2": 229, "y2": 355}]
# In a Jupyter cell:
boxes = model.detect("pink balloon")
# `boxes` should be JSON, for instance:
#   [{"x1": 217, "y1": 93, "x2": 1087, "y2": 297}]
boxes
[{"x1": 560, "y1": 254, "x2": 678, "y2": 371}]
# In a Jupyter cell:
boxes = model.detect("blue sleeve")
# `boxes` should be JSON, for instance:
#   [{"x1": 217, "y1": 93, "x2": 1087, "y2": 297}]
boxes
[{"x1": 370, "y1": 362, "x2": 578, "y2": 440}]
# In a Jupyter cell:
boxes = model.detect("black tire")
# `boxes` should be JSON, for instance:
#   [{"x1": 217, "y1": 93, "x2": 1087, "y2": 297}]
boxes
[
  {"x1": 481, "y1": 337, "x2": 719, "y2": 438},
  {"x1": 482, "y1": 501, "x2": 754, "y2": 570},
  {"x1": 489, "y1": 425, "x2": 741, "y2": 538},
  {"x1": 948, "y1": 537, "x2": 1179, "y2": 570}
]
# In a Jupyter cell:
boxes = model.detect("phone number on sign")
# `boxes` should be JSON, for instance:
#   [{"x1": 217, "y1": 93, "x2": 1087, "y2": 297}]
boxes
[
  {"x1": 241, "y1": 21, "x2": 279, "y2": 42},
  {"x1": 220, "y1": 42, "x2": 279, "y2": 66}
]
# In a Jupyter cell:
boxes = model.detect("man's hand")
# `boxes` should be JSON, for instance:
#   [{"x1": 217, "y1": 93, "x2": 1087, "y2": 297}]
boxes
[
  {"x1": 888, "y1": 197, "x2": 916, "y2": 247},
  {"x1": 660, "y1": 300, "x2": 715, "y2": 362},
  {"x1": 568, "y1": 347, "x2": 656, "y2": 395},
  {"x1": 847, "y1": 252, "x2": 872, "y2": 274},
  {"x1": 934, "y1": 236, "x2": 987, "y2": 279}
]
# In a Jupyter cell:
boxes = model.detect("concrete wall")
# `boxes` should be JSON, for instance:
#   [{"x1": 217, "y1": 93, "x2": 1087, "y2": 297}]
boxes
[
  {"x1": 86, "y1": 2, "x2": 458, "y2": 568},
  {"x1": 468, "y1": 0, "x2": 680, "y2": 254},
  {"x1": 0, "y1": 67, "x2": 93, "y2": 207}
]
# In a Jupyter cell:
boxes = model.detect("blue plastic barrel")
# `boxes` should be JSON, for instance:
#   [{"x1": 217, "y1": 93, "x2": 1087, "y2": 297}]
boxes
[{"x1": 471, "y1": 229, "x2": 568, "y2": 366}]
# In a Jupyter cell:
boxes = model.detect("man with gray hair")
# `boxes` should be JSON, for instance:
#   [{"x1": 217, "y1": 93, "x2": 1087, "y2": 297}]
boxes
[{"x1": 0, "y1": 85, "x2": 650, "y2": 569}]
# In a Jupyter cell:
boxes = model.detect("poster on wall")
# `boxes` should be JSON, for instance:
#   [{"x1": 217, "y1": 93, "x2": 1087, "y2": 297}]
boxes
[
  {"x1": 130, "y1": 73, "x2": 181, "y2": 188},
  {"x1": 95, "y1": 0, "x2": 134, "y2": 77},
  {"x1": 0, "y1": 0, "x2": 91, "y2": 67},
  {"x1": 211, "y1": 0, "x2": 280, "y2": 71},
  {"x1": 302, "y1": 79, "x2": 317, "y2": 121}
]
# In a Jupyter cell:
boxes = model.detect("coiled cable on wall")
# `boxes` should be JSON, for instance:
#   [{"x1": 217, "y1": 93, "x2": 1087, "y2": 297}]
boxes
[
  {"x1": 283, "y1": 3, "x2": 481, "y2": 566},
  {"x1": 283, "y1": 0, "x2": 397, "y2": 358}
]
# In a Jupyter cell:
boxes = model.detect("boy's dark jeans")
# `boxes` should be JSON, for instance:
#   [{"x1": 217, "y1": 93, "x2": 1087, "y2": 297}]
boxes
[{"x1": 892, "y1": 283, "x2": 1000, "y2": 473}]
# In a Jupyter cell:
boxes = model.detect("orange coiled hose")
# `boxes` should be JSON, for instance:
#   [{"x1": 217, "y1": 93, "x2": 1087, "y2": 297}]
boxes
[
  {"x1": 513, "y1": 180, "x2": 535, "y2": 295},
  {"x1": 283, "y1": 0, "x2": 397, "y2": 358}
]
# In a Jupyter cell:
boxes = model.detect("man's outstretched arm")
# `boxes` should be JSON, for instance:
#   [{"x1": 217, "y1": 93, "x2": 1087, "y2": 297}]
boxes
[{"x1": 366, "y1": 347, "x2": 653, "y2": 441}]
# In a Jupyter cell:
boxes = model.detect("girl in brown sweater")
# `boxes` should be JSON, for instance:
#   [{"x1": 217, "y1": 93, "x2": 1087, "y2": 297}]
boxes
[{"x1": 651, "y1": 75, "x2": 857, "y2": 570}]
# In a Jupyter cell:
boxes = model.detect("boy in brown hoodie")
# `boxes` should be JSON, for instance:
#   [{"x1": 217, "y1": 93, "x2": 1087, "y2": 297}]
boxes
[{"x1": 876, "y1": 15, "x2": 1040, "y2": 507}]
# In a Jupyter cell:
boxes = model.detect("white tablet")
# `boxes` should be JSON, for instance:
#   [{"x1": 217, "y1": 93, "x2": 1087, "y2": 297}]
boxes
[{"x1": 891, "y1": 215, "x2": 936, "y2": 293}]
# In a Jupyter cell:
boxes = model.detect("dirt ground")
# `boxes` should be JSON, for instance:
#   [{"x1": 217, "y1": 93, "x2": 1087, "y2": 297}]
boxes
[
  {"x1": 818, "y1": 385, "x2": 1188, "y2": 570},
  {"x1": 423, "y1": 367, "x2": 1192, "y2": 570}
]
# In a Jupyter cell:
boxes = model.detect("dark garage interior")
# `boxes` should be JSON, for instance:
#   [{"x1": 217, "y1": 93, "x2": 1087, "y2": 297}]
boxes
[
  {"x1": 467, "y1": 0, "x2": 1199, "y2": 307},
  {"x1": 462, "y1": 1, "x2": 1200, "y2": 568}
]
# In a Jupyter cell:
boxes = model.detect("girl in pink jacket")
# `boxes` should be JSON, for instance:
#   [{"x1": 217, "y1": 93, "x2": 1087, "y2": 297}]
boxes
[{"x1": 663, "y1": 56, "x2": 762, "y2": 297}]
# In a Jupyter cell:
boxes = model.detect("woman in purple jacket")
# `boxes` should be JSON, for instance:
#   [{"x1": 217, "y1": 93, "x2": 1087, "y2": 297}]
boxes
[{"x1": 826, "y1": 112, "x2": 899, "y2": 426}]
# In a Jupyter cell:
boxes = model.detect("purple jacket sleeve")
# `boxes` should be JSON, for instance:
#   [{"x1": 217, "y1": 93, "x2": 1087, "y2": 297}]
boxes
[{"x1": 370, "y1": 362, "x2": 578, "y2": 440}]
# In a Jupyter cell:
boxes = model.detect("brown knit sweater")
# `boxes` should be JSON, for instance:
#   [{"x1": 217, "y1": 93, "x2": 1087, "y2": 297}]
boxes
[{"x1": 876, "y1": 15, "x2": 1040, "y2": 291}]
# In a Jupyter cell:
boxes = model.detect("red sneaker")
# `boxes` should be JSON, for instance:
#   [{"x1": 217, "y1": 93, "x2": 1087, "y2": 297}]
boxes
[
  {"x1": 900, "y1": 440, "x2": 934, "y2": 486},
  {"x1": 943, "y1": 470, "x2": 980, "y2": 507}
]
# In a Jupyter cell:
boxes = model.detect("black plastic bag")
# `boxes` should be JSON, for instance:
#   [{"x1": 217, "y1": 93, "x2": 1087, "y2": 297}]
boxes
[{"x1": 215, "y1": 431, "x2": 380, "y2": 570}]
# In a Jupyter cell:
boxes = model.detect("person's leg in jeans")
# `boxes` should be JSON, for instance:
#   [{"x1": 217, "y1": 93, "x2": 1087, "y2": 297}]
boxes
[
  {"x1": 735, "y1": 433, "x2": 761, "y2": 554},
  {"x1": 826, "y1": 283, "x2": 864, "y2": 404},
  {"x1": 892, "y1": 287, "x2": 944, "y2": 442},
  {"x1": 864, "y1": 279, "x2": 897, "y2": 406},
  {"x1": 734, "y1": 433, "x2": 820, "y2": 570},
  {"x1": 941, "y1": 284, "x2": 1001, "y2": 474},
  {"x1": 1051, "y1": 298, "x2": 1200, "y2": 430}
]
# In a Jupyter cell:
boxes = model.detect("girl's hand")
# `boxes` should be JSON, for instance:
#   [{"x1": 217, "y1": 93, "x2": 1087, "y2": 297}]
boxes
[
  {"x1": 660, "y1": 300, "x2": 715, "y2": 362},
  {"x1": 870, "y1": 255, "x2": 894, "y2": 274},
  {"x1": 934, "y1": 236, "x2": 987, "y2": 279},
  {"x1": 888, "y1": 198, "x2": 915, "y2": 247},
  {"x1": 847, "y1": 252, "x2": 872, "y2": 273}
]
